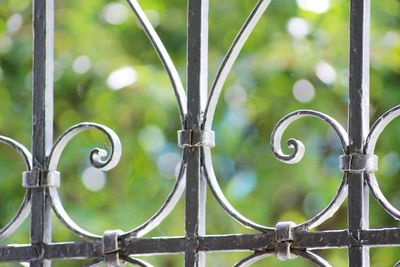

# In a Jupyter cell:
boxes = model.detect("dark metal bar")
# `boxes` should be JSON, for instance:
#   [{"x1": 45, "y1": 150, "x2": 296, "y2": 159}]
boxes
[
  {"x1": 348, "y1": 0, "x2": 371, "y2": 265},
  {"x1": 360, "y1": 228, "x2": 400, "y2": 247},
  {"x1": 198, "y1": 233, "x2": 276, "y2": 252},
  {"x1": 31, "y1": 0, "x2": 54, "y2": 266},
  {"x1": 44, "y1": 242, "x2": 103, "y2": 260},
  {"x1": 185, "y1": 0, "x2": 209, "y2": 266},
  {"x1": 1, "y1": 229, "x2": 400, "y2": 263},
  {"x1": 292, "y1": 230, "x2": 350, "y2": 249},
  {"x1": 0, "y1": 245, "x2": 36, "y2": 262}
]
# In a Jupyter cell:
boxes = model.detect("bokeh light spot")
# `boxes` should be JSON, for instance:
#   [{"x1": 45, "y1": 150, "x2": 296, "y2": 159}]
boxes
[
  {"x1": 73, "y1": 55, "x2": 92, "y2": 74},
  {"x1": 7, "y1": 13, "x2": 23, "y2": 33},
  {"x1": 296, "y1": 0, "x2": 330, "y2": 14},
  {"x1": 82, "y1": 166, "x2": 107, "y2": 192},
  {"x1": 292, "y1": 79, "x2": 315, "y2": 103},
  {"x1": 315, "y1": 61, "x2": 337, "y2": 85},
  {"x1": 102, "y1": 2, "x2": 129, "y2": 25},
  {"x1": 287, "y1": 17, "x2": 310, "y2": 39},
  {"x1": 107, "y1": 66, "x2": 137, "y2": 91}
]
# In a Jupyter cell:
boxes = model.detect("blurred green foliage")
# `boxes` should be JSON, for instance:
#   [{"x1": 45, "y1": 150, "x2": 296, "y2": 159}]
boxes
[{"x1": 0, "y1": 0, "x2": 399, "y2": 266}]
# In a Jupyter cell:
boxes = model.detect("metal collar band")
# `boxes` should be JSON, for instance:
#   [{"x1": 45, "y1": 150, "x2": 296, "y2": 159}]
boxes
[
  {"x1": 339, "y1": 154, "x2": 378, "y2": 173},
  {"x1": 177, "y1": 129, "x2": 215, "y2": 148}
]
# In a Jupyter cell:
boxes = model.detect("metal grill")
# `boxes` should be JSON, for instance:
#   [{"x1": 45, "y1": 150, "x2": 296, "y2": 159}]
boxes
[{"x1": 0, "y1": 0, "x2": 398, "y2": 266}]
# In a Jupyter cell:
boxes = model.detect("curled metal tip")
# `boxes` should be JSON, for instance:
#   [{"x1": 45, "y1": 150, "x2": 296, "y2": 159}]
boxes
[
  {"x1": 271, "y1": 110, "x2": 348, "y2": 165},
  {"x1": 48, "y1": 122, "x2": 122, "y2": 172},
  {"x1": 90, "y1": 148, "x2": 110, "y2": 169},
  {"x1": 285, "y1": 138, "x2": 306, "y2": 164},
  {"x1": 47, "y1": 123, "x2": 122, "y2": 241}
]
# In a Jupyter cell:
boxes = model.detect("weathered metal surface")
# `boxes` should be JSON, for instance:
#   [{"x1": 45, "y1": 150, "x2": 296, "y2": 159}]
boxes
[
  {"x1": 184, "y1": 0, "x2": 209, "y2": 265},
  {"x1": 347, "y1": 0, "x2": 371, "y2": 264},
  {"x1": 30, "y1": 0, "x2": 54, "y2": 266},
  {"x1": 0, "y1": 0, "x2": 398, "y2": 266}
]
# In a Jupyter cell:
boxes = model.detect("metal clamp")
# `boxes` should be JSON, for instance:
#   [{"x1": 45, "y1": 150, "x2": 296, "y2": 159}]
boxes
[
  {"x1": 177, "y1": 129, "x2": 215, "y2": 148},
  {"x1": 22, "y1": 170, "x2": 60, "y2": 188},
  {"x1": 103, "y1": 230, "x2": 124, "y2": 267},
  {"x1": 339, "y1": 153, "x2": 378, "y2": 173},
  {"x1": 275, "y1": 222, "x2": 297, "y2": 261}
]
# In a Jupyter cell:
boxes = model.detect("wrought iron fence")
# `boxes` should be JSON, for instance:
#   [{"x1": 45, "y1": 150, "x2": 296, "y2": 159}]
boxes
[{"x1": 0, "y1": 0, "x2": 398, "y2": 266}]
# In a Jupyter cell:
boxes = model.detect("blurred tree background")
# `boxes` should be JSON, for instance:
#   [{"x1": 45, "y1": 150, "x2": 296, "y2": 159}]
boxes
[{"x1": 0, "y1": 0, "x2": 399, "y2": 266}]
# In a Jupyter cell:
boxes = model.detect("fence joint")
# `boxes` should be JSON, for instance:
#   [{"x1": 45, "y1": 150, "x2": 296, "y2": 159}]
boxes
[
  {"x1": 22, "y1": 170, "x2": 60, "y2": 188},
  {"x1": 103, "y1": 230, "x2": 124, "y2": 267},
  {"x1": 275, "y1": 221, "x2": 297, "y2": 261},
  {"x1": 340, "y1": 153, "x2": 378, "y2": 173},
  {"x1": 178, "y1": 129, "x2": 215, "y2": 148}
]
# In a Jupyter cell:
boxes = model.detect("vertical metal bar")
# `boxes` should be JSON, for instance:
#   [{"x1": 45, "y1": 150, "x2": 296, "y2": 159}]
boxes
[
  {"x1": 185, "y1": 0, "x2": 209, "y2": 266},
  {"x1": 31, "y1": 0, "x2": 54, "y2": 266},
  {"x1": 348, "y1": 0, "x2": 370, "y2": 265}
]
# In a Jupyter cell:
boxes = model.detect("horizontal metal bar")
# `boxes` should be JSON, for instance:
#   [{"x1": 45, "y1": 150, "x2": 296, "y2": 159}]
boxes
[
  {"x1": 292, "y1": 230, "x2": 349, "y2": 249},
  {"x1": 0, "y1": 243, "x2": 102, "y2": 263},
  {"x1": 122, "y1": 237, "x2": 186, "y2": 255},
  {"x1": 294, "y1": 229, "x2": 400, "y2": 249},
  {"x1": 360, "y1": 228, "x2": 400, "y2": 247},
  {"x1": 1, "y1": 229, "x2": 400, "y2": 263},
  {"x1": 0, "y1": 245, "x2": 36, "y2": 262},
  {"x1": 198, "y1": 233, "x2": 275, "y2": 252},
  {"x1": 44, "y1": 242, "x2": 103, "y2": 260}
]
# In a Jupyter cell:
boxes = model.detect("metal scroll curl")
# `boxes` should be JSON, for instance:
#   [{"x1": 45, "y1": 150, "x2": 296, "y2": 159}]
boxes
[
  {"x1": 365, "y1": 104, "x2": 400, "y2": 220},
  {"x1": 0, "y1": 136, "x2": 32, "y2": 240},
  {"x1": 199, "y1": 0, "x2": 349, "y2": 234},
  {"x1": 233, "y1": 250, "x2": 332, "y2": 267},
  {"x1": 47, "y1": 122, "x2": 122, "y2": 241},
  {"x1": 45, "y1": 0, "x2": 192, "y2": 240},
  {"x1": 48, "y1": 122, "x2": 122, "y2": 172},
  {"x1": 203, "y1": 110, "x2": 349, "y2": 232},
  {"x1": 271, "y1": 110, "x2": 349, "y2": 230},
  {"x1": 47, "y1": 123, "x2": 187, "y2": 240},
  {"x1": 270, "y1": 110, "x2": 349, "y2": 164}
]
